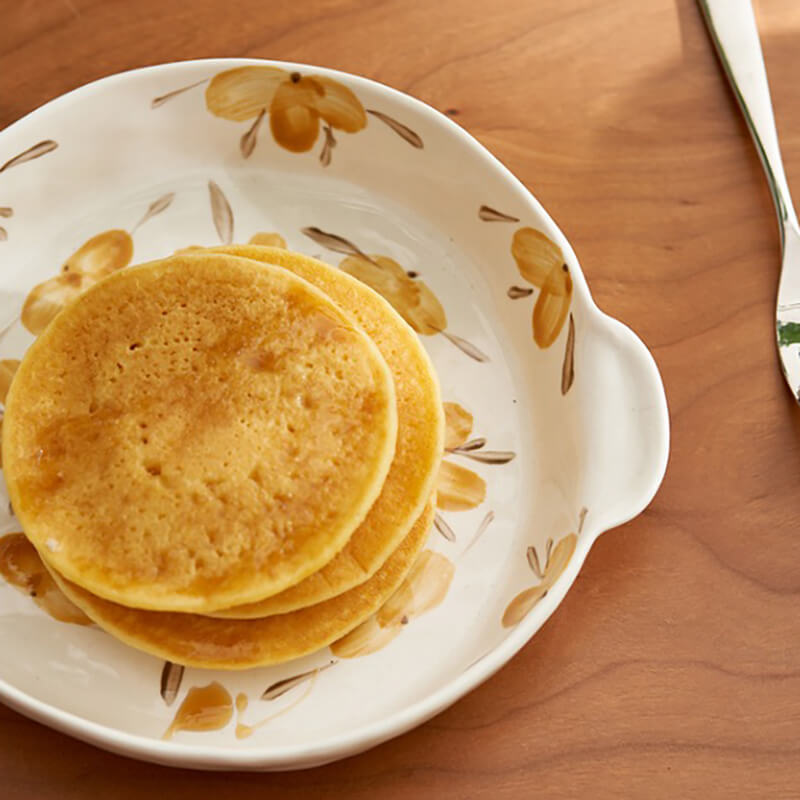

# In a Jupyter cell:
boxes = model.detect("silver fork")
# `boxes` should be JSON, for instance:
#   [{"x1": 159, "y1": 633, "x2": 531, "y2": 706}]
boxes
[{"x1": 699, "y1": 0, "x2": 800, "y2": 400}]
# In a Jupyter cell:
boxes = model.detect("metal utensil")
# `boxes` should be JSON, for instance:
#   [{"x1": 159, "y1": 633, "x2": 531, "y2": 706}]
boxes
[{"x1": 698, "y1": 0, "x2": 800, "y2": 400}]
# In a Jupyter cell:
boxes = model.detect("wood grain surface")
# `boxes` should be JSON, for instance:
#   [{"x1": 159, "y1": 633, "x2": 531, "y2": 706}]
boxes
[{"x1": 2, "y1": 0, "x2": 800, "y2": 796}]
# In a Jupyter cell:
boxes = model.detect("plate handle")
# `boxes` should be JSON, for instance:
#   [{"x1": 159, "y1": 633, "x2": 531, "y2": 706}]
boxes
[{"x1": 576, "y1": 311, "x2": 670, "y2": 537}]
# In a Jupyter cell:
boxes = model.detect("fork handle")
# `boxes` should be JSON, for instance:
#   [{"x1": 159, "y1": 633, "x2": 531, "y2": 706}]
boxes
[{"x1": 698, "y1": 0, "x2": 799, "y2": 242}]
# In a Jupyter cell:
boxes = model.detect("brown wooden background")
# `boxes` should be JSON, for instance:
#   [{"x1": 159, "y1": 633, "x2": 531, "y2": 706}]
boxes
[{"x1": 2, "y1": 0, "x2": 800, "y2": 796}]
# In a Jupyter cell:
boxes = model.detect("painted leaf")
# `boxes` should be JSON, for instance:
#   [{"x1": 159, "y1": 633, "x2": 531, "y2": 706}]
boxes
[
  {"x1": 0, "y1": 208, "x2": 12, "y2": 218},
  {"x1": 457, "y1": 449, "x2": 515, "y2": 465},
  {"x1": 0, "y1": 140, "x2": 58, "y2": 174},
  {"x1": 0, "y1": 359, "x2": 20, "y2": 404},
  {"x1": 160, "y1": 661, "x2": 184, "y2": 706},
  {"x1": 561, "y1": 313, "x2": 575, "y2": 394},
  {"x1": 330, "y1": 615, "x2": 402, "y2": 658},
  {"x1": 533, "y1": 269, "x2": 572, "y2": 348},
  {"x1": 434, "y1": 512, "x2": 456, "y2": 542},
  {"x1": 319, "y1": 124, "x2": 336, "y2": 166},
  {"x1": 511, "y1": 227, "x2": 565, "y2": 289},
  {"x1": 0, "y1": 227, "x2": 6, "y2": 242},
  {"x1": 440, "y1": 330, "x2": 489, "y2": 362},
  {"x1": 479, "y1": 205, "x2": 520, "y2": 223},
  {"x1": 132, "y1": 193, "x2": 175, "y2": 233},
  {"x1": 507, "y1": 285, "x2": 533, "y2": 299},
  {"x1": 300, "y1": 227, "x2": 370, "y2": 260},
  {"x1": 436, "y1": 460, "x2": 486, "y2": 511},
  {"x1": 462, "y1": 510, "x2": 495, "y2": 555},
  {"x1": 526, "y1": 545, "x2": 543, "y2": 579},
  {"x1": 261, "y1": 663, "x2": 332, "y2": 700},
  {"x1": 152, "y1": 78, "x2": 208, "y2": 109},
  {"x1": 377, "y1": 550, "x2": 455, "y2": 628},
  {"x1": 240, "y1": 108, "x2": 266, "y2": 158},
  {"x1": 205, "y1": 66, "x2": 288, "y2": 121},
  {"x1": 269, "y1": 78, "x2": 323, "y2": 153},
  {"x1": 236, "y1": 675, "x2": 319, "y2": 739},
  {"x1": 366, "y1": 109, "x2": 423, "y2": 148},
  {"x1": 208, "y1": 180, "x2": 234, "y2": 244},
  {"x1": 451, "y1": 436, "x2": 486, "y2": 453},
  {"x1": 248, "y1": 232, "x2": 287, "y2": 248},
  {"x1": 313, "y1": 77, "x2": 366, "y2": 133},
  {"x1": 443, "y1": 401, "x2": 473, "y2": 450},
  {"x1": 339, "y1": 254, "x2": 447, "y2": 335}
]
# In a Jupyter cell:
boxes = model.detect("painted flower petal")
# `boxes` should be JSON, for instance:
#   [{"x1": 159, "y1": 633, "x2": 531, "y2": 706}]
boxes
[
  {"x1": 377, "y1": 550, "x2": 455, "y2": 627},
  {"x1": 339, "y1": 255, "x2": 447, "y2": 335},
  {"x1": 0, "y1": 359, "x2": 20, "y2": 404},
  {"x1": 532, "y1": 267, "x2": 572, "y2": 348},
  {"x1": 443, "y1": 401, "x2": 473, "y2": 449},
  {"x1": 542, "y1": 533, "x2": 577, "y2": 590},
  {"x1": 270, "y1": 105, "x2": 320, "y2": 152},
  {"x1": 269, "y1": 78, "x2": 323, "y2": 152},
  {"x1": 502, "y1": 532, "x2": 577, "y2": 627},
  {"x1": 21, "y1": 272, "x2": 92, "y2": 335},
  {"x1": 330, "y1": 615, "x2": 402, "y2": 658},
  {"x1": 501, "y1": 584, "x2": 547, "y2": 627},
  {"x1": 205, "y1": 66, "x2": 288, "y2": 121},
  {"x1": 340, "y1": 252, "x2": 406, "y2": 281},
  {"x1": 405, "y1": 276, "x2": 447, "y2": 334},
  {"x1": 65, "y1": 229, "x2": 133, "y2": 277},
  {"x1": 436, "y1": 460, "x2": 486, "y2": 511},
  {"x1": 312, "y1": 76, "x2": 367, "y2": 133},
  {"x1": 511, "y1": 227, "x2": 565, "y2": 289},
  {"x1": 540, "y1": 261, "x2": 571, "y2": 296},
  {"x1": 248, "y1": 232, "x2": 287, "y2": 248},
  {"x1": 21, "y1": 230, "x2": 133, "y2": 335}
]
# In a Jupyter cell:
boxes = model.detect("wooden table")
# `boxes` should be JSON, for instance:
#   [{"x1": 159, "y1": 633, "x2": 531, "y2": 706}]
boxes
[{"x1": 2, "y1": 0, "x2": 800, "y2": 796}]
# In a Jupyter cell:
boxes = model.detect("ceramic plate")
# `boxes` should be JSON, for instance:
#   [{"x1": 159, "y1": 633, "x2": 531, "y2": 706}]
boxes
[{"x1": 0, "y1": 59, "x2": 669, "y2": 770}]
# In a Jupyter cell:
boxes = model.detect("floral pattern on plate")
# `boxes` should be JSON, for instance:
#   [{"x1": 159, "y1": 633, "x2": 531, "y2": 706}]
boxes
[
  {"x1": 301, "y1": 226, "x2": 488, "y2": 361},
  {"x1": 152, "y1": 68, "x2": 422, "y2": 166},
  {"x1": 0, "y1": 140, "x2": 58, "y2": 242}
]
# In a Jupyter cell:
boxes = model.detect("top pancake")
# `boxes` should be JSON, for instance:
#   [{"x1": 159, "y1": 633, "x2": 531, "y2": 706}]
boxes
[
  {"x1": 2, "y1": 252, "x2": 398, "y2": 613},
  {"x1": 205, "y1": 246, "x2": 444, "y2": 618}
]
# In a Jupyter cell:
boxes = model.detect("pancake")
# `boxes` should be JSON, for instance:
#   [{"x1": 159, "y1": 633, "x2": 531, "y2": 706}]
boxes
[
  {"x1": 205, "y1": 246, "x2": 444, "y2": 617},
  {"x1": 3, "y1": 253, "x2": 398, "y2": 613},
  {"x1": 49, "y1": 500, "x2": 434, "y2": 669}
]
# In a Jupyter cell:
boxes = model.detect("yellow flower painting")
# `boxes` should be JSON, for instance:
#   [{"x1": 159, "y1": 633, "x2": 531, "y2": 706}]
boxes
[{"x1": 152, "y1": 67, "x2": 423, "y2": 165}]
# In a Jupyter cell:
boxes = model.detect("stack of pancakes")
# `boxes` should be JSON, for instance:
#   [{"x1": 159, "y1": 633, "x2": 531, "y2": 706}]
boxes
[{"x1": 2, "y1": 247, "x2": 443, "y2": 669}]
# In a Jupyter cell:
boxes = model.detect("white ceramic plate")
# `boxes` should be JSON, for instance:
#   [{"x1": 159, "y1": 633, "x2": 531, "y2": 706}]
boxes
[{"x1": 0, "y1": 59, "x2": 669, "y2": 770}]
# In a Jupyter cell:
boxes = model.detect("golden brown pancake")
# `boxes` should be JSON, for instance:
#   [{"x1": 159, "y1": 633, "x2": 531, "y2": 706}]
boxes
[
  {"x1": 49, "y1": 501, "x2": 434, "y2": 669},
  {"x1": 3, "y1": 253, "x2": 398, "y2": 613},
  {"x1": 204, "y1": 246, "x2": 443, "y2": 617}
]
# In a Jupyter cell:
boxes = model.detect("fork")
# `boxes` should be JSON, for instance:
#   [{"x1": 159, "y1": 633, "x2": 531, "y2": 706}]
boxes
[{"x1": 698, "y1": 0, "x2": 800, "y2": 400}]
